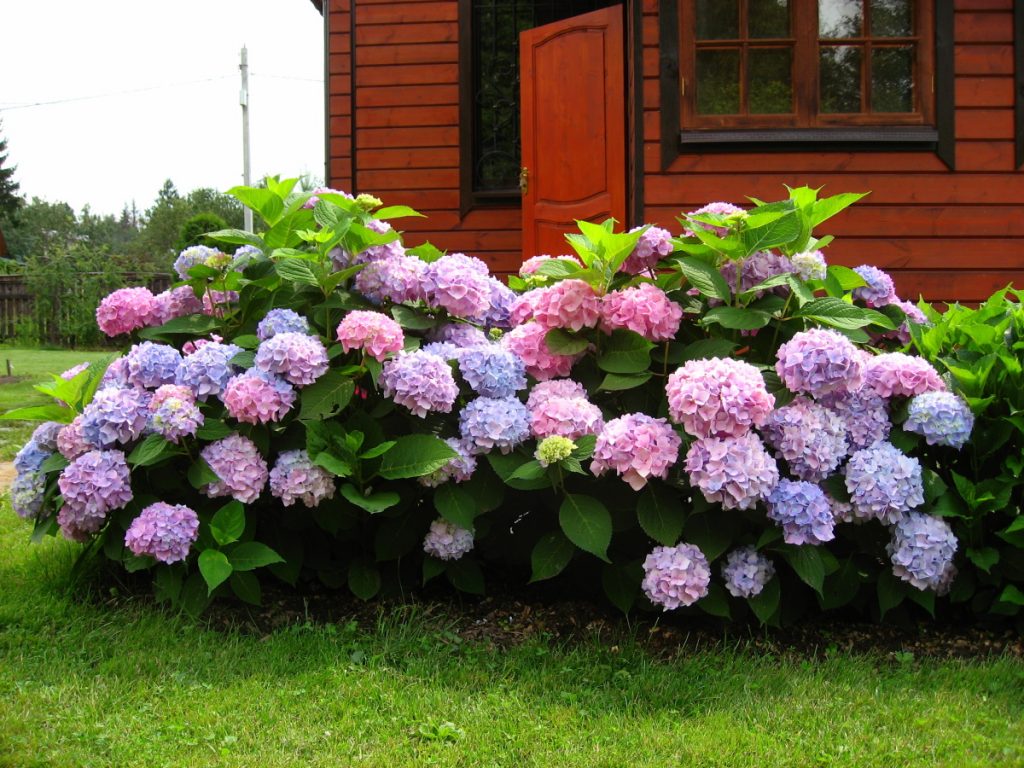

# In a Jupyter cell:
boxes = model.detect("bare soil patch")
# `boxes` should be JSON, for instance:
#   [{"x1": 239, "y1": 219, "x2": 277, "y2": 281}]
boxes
[{"x1": 0, "y1": 461, "x2": 14, "y2": 490}]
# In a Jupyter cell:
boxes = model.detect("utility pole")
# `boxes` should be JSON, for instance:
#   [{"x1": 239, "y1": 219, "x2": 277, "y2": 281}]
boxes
[{"x1": 240, "y1": 45, "x2": 253, "y2": 233}]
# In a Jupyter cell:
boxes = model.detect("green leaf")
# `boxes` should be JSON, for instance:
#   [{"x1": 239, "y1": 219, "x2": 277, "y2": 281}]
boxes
[
  {"x1": 275, "y1": 258, "x2": 320, "y2": 287},
  {"x1": 299, "y1": 371, "x2": 355, "y2": 421},
  {"x1": 227, "y1": 541, "x2": 284, "y2": 571},
  {"x1": 797, "y1": 297, "x2": 895, "y2": 330},
  {"x1": 598, "y1": 372, "x2": 652, "y2": 391},
  {"x1": 0, "y1": 404, "x2": 74, "y2": 423},
  {"x1": 198, "y1": 549, "x2": 233, "y2": 594},
  {"x1": 509, "y1": 460, "x2": 546, "y2": 482},
  {"x1": 532, "y1": 258, "x2": 583, "y2": 279},
  {"x1": 210, "y1": 501, "x2": 246, "y2": 546},
  {"x1": 187, "y1": 458, "x2": 220, "y2": 490},
  {"x1": 811, "y1": 192, "x2": 868, "y2": 228},
  {"x1": 782, "y1": 546, "x2": 826, "y2": 595},
  {"x1": 877, "y1": 569, "x2": 907, "y2": 618},
  {"x1": 340, "y1": 483, "x2": 400, "y2": 514},
  {"x1": 748, "y1": 577, "x2": 780, "y2": 625},
  {"x1": 39, "y1": 453, "x2": 69, "y2": 474},
  {"x1": 818, "y1": 557, "x2": 862, "y2": 610},
  {"x1": 675, "y1": 256, "x2": 731, "y2": 301},
  {"x1": 966, "y1": 547, "x2": 1000, "y2": 574},
  {"x1": 196, "y1": 419, "x2": 234, "y2": 441},
  {"x1": 434, "y1": 484, "x2": 478, "y2": 530},
  {"x1": 228, "y1": 186, "x2": 285, "y2": 225},
  {"x1": 180, "y1": 572, "x2": 211, "y2": 618},
  {"x1": 205, "y1": 228, "x2": 265, "y2": 249},
  {"x1": 348, "y1": 558, "x2": 381, "y2": 600},
  {"x1": 636, "y1": 484, "x2": 684, "y2": 546},
  {"x1": 596, "y1": 330, "x2": 654, "y2": 374},
  {"x1": 314, "y1": 452, "x2": 353, "y2": 478},
  {"x1": 997, "y1": 516, "x2": 1024, "y2": 547},
  {"x1": 997, "y1": 584, "x2": 1024, "y2": 606},
  {"x1": 558, "y1": 494, "x2": 612, "y2": 563},
  {"x1": 486, "y1": 452, "x2": 552, "y2": 490},
  {"x1": 446, "y1": 558, "x2": 486, "y2": 595},
  {"x1": 359, "y1": 441, "x2": 396, "y2": 460},
  {"x1": 740, "y1": 211, "x2": 801, "y2": 254},
  {"x1": 702, "y1": 306, "x2": 772, "y2": 330},
  {"x1": 230, "y1": 571, "x2": 262, "y2": 605},
  {"x1": 127, "y1": 434, "x2": 181, "y2": 467},
  {"x1": 699, "y1": 582, "x2": 732, "y2": 619},
  {"x1": 602, "y1": 562, "x2": 642, "y2": 613},
  {"x1": 406, "y1": 241, "x2": 445, "y2": 263},
  {"x1": 677, "y1": 338, "x2": 738, "y2": 362},
  {"x1": 374, "y1": 204, "x2": 425, "y2": 220},
  {"x1": 529, "y1": 531, "x2": 576, "y2": 583},
  {"x1": 137, "y1": 313, "x2": 221, "y2": 341},
  {"x1": 422, "y1": 556, "x2": 446, "y2": 585},
  {"x1": 572, "y1": 434, "x2": 597, "y2": 461},
  {"x1": 545, "y1": 328, "x2": 590, "y2": 355},
  {"x1": 391, "y1": 305, "x2": 436, "y2": 330},
  {"x1": 379, "y1": 434, "x2": 459, "y2": 479},
  {"x1": 684, "y1": 513, "x2": 736, "y2": 562},
  {"x1": 153, "y1": 567, "x2": 183, "y2": 604},
  {"x1": 232, "y1": 334, "x2": 260, "y2": 349}
]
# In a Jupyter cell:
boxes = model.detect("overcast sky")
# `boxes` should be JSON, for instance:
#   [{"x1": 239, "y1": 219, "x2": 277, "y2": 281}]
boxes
[{"x1": 1, "y1": 0, "x2": 325, "y2": 217}]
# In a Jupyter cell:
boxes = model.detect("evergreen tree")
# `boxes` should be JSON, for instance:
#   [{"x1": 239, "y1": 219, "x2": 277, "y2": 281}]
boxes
[{"x1": 0, "y1": 119, "x2": 22, "y2": 219}]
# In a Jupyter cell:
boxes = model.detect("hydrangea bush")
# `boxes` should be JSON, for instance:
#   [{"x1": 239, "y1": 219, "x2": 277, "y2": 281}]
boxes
[{"x1": 6, "y1": 178, "x2": 1014, "y2": 625}]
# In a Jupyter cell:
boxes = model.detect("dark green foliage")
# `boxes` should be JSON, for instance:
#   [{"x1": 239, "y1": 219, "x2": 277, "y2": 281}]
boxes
[{"x1": 175, "y1": 212, "x2": 228, "y2": 252}]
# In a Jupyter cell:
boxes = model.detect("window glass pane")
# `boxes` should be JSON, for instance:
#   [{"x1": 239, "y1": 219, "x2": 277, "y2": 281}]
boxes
[
  {"x1": 819, "y1": 0, "x2": 863, "y2": 38},
  {"x1": 870, "y1": 0, "x2": 912, "y2": 37},
  {"x1": 748, "y1": 48, "x2": 793, "y2": 113},
  {"x1": 696, "y1": 49, "x2": 741, "y2": 114},
  {"x1": 696, "y1": 0, "x2": 739, "y2": 39},
  {"x1": 749, "y1": 0, "x2": 790, "y2": 38},
  {"x1": 820, "y1": 45, "x2": 863, "y2": 112},
  {"x1": 872, "y1": 46, "x2": 914, "y2": 112}
]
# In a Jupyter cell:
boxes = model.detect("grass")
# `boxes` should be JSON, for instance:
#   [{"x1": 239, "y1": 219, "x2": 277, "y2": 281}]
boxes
[
  {"x1": 0, "y1": 347, "x2": 113, "y2": 460},
  {"x1": 0, "y1": 508, "x2": 1022, "y2": 767}
]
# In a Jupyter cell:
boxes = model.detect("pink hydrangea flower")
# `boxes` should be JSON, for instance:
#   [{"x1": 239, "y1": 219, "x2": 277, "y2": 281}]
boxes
[
  {"x1": 684, "y1": 201, "x2": 745, "y2": 237},
  {"x1": 336, "y1": 310, "x2": 405, "y2": 361},
  {"x1": 530, "y1": 279, "x2": 602, "y2": 332},
  {"x1": 863, "y1": 353, "x2": 946, "y2": 399},
  {"x1": 95, "y1": 287, "x2": 159, "y2": 337},
  {"x1": 591, "y1": 413, "x2": 681, "y2": 491},
  {"x1": 642, "y1": 543, "x2": 711, "y2": 610},
  {"x1": 57, "y1": 416, "x2": 93, "y2": 460},
  {"x1": 600, "y1": 283, "x2": 683, "y2": 341},
  {"x1": 622, "y1": 226, "x2": 674, "y2": 275},
  {"x1": 503, "y1": 323, "x2": 580, "y2": 381},
  {"x1": 152, "y1": 286, "x2": 203, "y2": 323},
  {"x1": 124, "y1": 502, "x2": 200, "y2": 564},
  {"x1": 519, "y1": 254, "x2": 580, "y2": 277},
  {"x1": 666, "y1": 357, "x2": 775, "y2": 438},
  {"x1": 526, "y1": 379, "x2": 589, "y2": 410},
  {"x1": 222, "y1": 369, "x2": 296, "y2": 424},
  {"x1": 529, "y1": 395, "x2": 605, "y2": 440},
  {"x1": 200, "y1": 434, "x2": 269, "y2": 504},
  {"x1": 269, "y1": 450, "x2": 336, "y2": 508},
  {"x1": 684, "y1": 432, "x2": 779, "y2": 511},
  {"x1": 509, "y1": 290, "x2": 543, "y2": 326}
]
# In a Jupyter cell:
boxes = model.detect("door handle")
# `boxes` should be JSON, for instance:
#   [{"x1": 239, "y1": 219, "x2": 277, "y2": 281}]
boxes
[{"x1": 519, "y1": 167, "x2": 529, "y2": 196}]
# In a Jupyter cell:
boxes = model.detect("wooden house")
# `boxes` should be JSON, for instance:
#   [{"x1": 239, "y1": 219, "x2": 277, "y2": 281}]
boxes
[{"x1": 315, "y1": 0, "x2": 1024, "y2": 302}]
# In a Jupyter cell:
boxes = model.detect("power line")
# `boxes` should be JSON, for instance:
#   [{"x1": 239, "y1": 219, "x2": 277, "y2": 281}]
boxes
[
  {"x1": 0, "y1": 75, "x2": 235, "y2": 112},
  {"x1": 251, "y1": 73, "x2": 323, "y2": 84}
]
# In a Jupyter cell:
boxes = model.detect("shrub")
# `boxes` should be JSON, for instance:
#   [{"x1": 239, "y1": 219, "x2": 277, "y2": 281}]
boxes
[{"x1": 175, "y1": 212, "x2": 229, "y2": 253}]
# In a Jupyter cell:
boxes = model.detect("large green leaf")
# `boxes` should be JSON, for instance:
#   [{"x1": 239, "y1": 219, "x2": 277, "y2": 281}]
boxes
[
  {"x1": 529, "y1": 531, "x2": 576, "y2": 583},
  {"x1": 0, "y1": 404, "x2": 74, "y2": 423},
  {"x1": 127, "y1": 434, "x2": 182, "y2": 467},
  {"x1": 348, "y1": 558, "x2": 382, "y2": 600},
  {"x1": 545, "y1": 328, "x2": 590, "y2": 356},
  {"x1": 602, "y1": 561, "x2": 642, "y2": 614},
  {"x1": 748, "y1": 577, "x2": 781, "y2": 625},
  {"x1": 137, "y1": 313, "x2": 221, "y2": 341},
  {"x1": 596, "y1": 330, "x2": 654, "y2": 374},
  {"x1": 811, "y1": 192, "x2": 869, "y2": 227},
  {"x1": 340, "y1": 483, "x2": 400, "y2": 514},
  {"x1": 210, "y1": 500, "x2": 246, "y2": 546},
  {"x1": 227, "y1": 541, "x2": 284, "y2": 571},
  {"x1": 229, "y1": 571, "x2": 262, "y2": 606},
  {"x1": 876, "y1": 569, "x2": 907, "y2": 619},
  {"x1": 782, "y1": 546, "x2": 826, "y2": 595},
  {"x1": 299, "y1": 370, "x2": 355, "y2": 421},
  {"x1": 675, "y1": 256, "x2": 731, "y2": 301},
  {"x1": 636, "y1": 484, "x2": 684, "y2": 546},
  {"x1": 434, "y1": 483, "x2": 478, "y2": 530},
  {"x1": 740, "y1": 211, "x2": 801, "y2": 254},
  {"x1": 797, "y1": 298, "x2": 895, "y2": 330},
  {"x1": 702, "y1": 306, "x2": 772, "y2": 330},
  {"x1": 379, "y1": 434, "x2": 458, "y2": 479},
  {"x1": 275, "y1": 258, "x2": 320, "y2": 287},
  {"x1": 198, "y1": 549, "x2": 233, "y2": 594},
  {"x1": 558, "y1": 494, "x2": 612, "y2": 562}
]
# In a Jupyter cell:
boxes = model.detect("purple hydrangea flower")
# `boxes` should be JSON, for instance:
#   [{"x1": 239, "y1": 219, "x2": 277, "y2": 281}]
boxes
[
  {"x1": 719, "y1": 251, "x2": 795, "y2": 296},
  {"x1": 820, "y1": 388, "x2": 891, "y2": 450},
  {"x1": 254, "y1": 332, "x2": 329, "y2": 387},
  {"x1": 684, "y1": 432, "x2": 779, "y2": 510},
  {"x1": 422, "y1": 253, "x2": 492, "y2": 319},
  {"x1": 419, "y1": 438, "x2": 478, "y2": 488},
  {"x1": 10, "y1": 470, "x2": 47, "y2": 520},
  {"x1": 904, "y1": 391, "x2": 974, "y2": 449},
  {"x1": 336, "y1": 310, "x2": 405, "y2": 361},
  {"x1": 152, "y1": 286, "x2": 203, "y2": 323},
  {"x1": 257, "y1": 308, "x2": 311, "y2": 341},
  {"x1": 101, "y1": 356, "x2": 130, "y2": 390},
  {"x1": 269, "y1": 450, "x2": 336, "y2": 508},
  {"x1": 766, "y1": 479, "x2": 836, "y2": 546},
  {"x1": 721, "y1": 546, "x2": 776, "y2": 599},
  {"x1": 61, "y1": 362, "x2": 91, "y2": 381},
  {"x1": 147, "y1": 384, "x2": 204, "y2": 442},
  {"x1": 591, "y1": 413, "x2": 681, "y2": 491},
  {"x1": 357, "y1": 219, "x2": 407, "y2": 263},
  {"x1": 642, "y1": 543, "x2": 711, "y2": 610},
  {"x1": 81, "y1": 388, "x2": 150, "y2": 448},
  {"x1": 174, "y1": 341, "x2": 242, "y2": 400},
  {"x1": 761, "y1": 397, "x2": 848, "y2": 482},
  {"x1": 57, "y1": 450, "x2": 133, "y2": 536},
  {"x1": 852, "y1": 264, "x2": 897, "y2": 307},
  {"x1": 222, "y1": 369, "x2": 296, "y2": 424},
  {"x1": 775, "y1": 328, "x2": 865, "y2": 397},
  {"x1": 423, "y1": 518, "x2": 474, "y2": 561},
  {"x1": 427, "y1": 322, "x2": 489, "y2": 349},
  {"x1": 529, "y1": 395, "x2": 604, "y2": 440},
  {"x1": 458, "y1": 345, "x2": 527, "y2": 398},
  {"x1": 844, "y1": 441, "x2": 924, "y2": 524},
  {"x1": 125, "y1": 342, "x2": 182, "y2": 389},
  {"x1": 381, "y1": 350, "x2": 459, "y2": 418},
  {"x1": 31, "y1": 422, "x2": 63, "y2": 453},
  {"x1": 231, "y1": 244, "x2": 262, "y2": 270},
  {"x1": 477, "y1": 276, "x2": 517, "y2": 329},
  {"x1": 685, "y1": 201, "x2": 745, "y2": 237},
  {"x1": 791, "y1": 250, "x2": 827, "y2": 281},
  {"x1": 173, "y1": 245, "x2": 220, "y2": 280},
  {"x1": 666, "y1": 357, "x2": 775, "y2": 439},
  {"x1": 200, "y1": 434, "x2": 268, "y2": 504},
  {"x1": 622, "y1": 225, "x2": 674, "y2": 275},
  {"x1": 57, "y1": 417, "x2": 93, "y2": 461},
  {"x1": 887, "y1": 511, "x2": 958, "y2": 594},
  {"x1": 355, "y1": 253, "x2": 428, "y2": 305},
  {"x1": 459, "y1": 396, "x2": 530, "y2": 454},
  {"x1": 124, "y1": 502, "x2": 200, "y2": 564},
  {"x1": 863, "y1": 353, "x2": 946, "y2": 399},
  {"x1": 421, "y1": 341, "x2": 464, "y2": 361}
]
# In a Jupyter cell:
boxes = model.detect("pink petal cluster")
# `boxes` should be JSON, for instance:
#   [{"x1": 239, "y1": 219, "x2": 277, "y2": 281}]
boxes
[
  {"x1": 222, "y1": 369, "x2": 296, "y2": 424},
  {"x1": 503, "y1": 323, "x2": 580, "y2": 381},
  {"x1": 591, "y1": 413, "x2": 681, "y2": 491},
  {"x1": 200, "y1": 434, "x2": 269, "y2": 504},
  {"x1": 124, "y1": 502, "x2": 200, "y2": 564},
  {"x1": 509, "y1": 290, "x2": 542, "y2": 326},
  {"x1": 599, "y1": 283, "x2": 683, "y2": 341},
  {"x1": 526, "y1": 378, "x2": 589, "y2": 409},
  {"x1": 269, "y1": 450, "x2": 336, "y2": 508},
  {"x1": 57, "y1": 417, "x2": 93, "y2": 460},
  {"x1": 147, "y1": 384, "x2": 204, "y2": 442},
  {"x1": 666, "y1": 357, "x2": 775, "y2": 438},
  {"x1": 641, "y1": 543, "x2": 711, "y2": 610},
  {"x1": 862, "y1": 353, "x2": 946, "y2": 399},
  {"x1": 684, "y1": 432, "x2": 779, "y2": 511},
  {"x1": 761, "y1": 397, "x2": 849, "y2": 482},
  {"x1": 622, "y1": 226, "x2": 674, "y2": 275},
  {"x1": 152, "y1": 286, "x2": 203, "y2": 323},
  {"x1": 336, "y1": 310, "x2": 405, "y2": 361},
  {"x1": 422, "y1": 253, "x2": 492, "y2": 318},
  {"x1": 254, "y1": 332, "x2": 329, "y2": 387},
  {"x1": 519, "y1": 254, "x2": 580, "y2": 277},
  {"x1": 529, "y1": 395, "x2": 604, "y2": 440},
  {"x1": 95, "y1": 287, "x2": 159, "y2": 337},
  {"x1": 530, "y1": 279, "x2": 602, "y2": 332}
]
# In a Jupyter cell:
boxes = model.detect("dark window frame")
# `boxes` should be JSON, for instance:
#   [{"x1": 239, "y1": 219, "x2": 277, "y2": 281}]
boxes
[{"x1": 659, "y1": 0, "x2": 955, "y2": 169}]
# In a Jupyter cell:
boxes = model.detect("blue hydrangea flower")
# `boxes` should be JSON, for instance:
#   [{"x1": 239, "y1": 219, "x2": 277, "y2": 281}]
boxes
[
  {"x1": 125, "y1": 342, "x2": 182, "y2": 389},
  {"x1": 887, "y1": 511, "x2": 958, "y2": 594},
  {"x1": 14, "y1": 438, "x2": 51, "y2": 474},
  {"x1": 904, "y1": 391, "x2": 974, "y2": 449},
  {"x1": 766, "y1": 479, "x2": 836, "y2": 545},
  {"x1": 80, "y1": 388, "x2": 150, "y2": 448},
  {"x1": 175, "y1": 341, "x2": 243, "y2": 400},
  {"x1": 173, "y1": 245, "x2": 220, "y2": 280},
  {"x1": 820, "y1": 388, "x2": 891, "y2": 451},
  {"x1": 231, "y1": 245, "x2": 263, "y2": 271},
  {"x1": 30, "y1": 422, "x2": 63, "y2": 453},
  {"x1": 256, "y1": 308, "x2": 311, "y2": 341},
  {"x1": 10, "y1": 470, "x2": 47, "y2": 520},
  {"x1": 761, "y1": 397, "x2": 848, "y2": 482},
  {"x1": 852, "y1": 265, "x2": 897, "y2": 307},
  {"x1": 721, "y1": 546, "x2": 776, "y2": 599},
  {"x1": 459, "y1": 396, "x2": 530, "y2": 454},
  {"x1": 428, "y1": 322, "x2": 489, "y2": 349},
  {"x1": 844, "y1": 441, "x2": 924, "y2": 524},
  {"x1": 477, "y1": 277, "x2": 517, "y2": 329},
  {"x1": 458, "y1": 345, "x2": 527, "y2": 398}
]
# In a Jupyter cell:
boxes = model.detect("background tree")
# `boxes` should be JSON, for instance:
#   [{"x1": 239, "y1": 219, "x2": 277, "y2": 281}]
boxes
[{"x1": 0, "y1": 119, "x2": 25, "y2": 257}]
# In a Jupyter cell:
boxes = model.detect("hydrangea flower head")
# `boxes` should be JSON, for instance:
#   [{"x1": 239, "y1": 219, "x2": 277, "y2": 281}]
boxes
[
  {"x1": 381, "y1": 350, "x2": 459, "y2": 417},
  {"x1": 721, "y1": 546, "x2": 776, "y2": 598},
  {"x1": 148, "y1": 384, "x2": 204, "y2": 442},
  {"x1": 526, "y1": 378, "x2": 589, "y2": 409},
  {"x1": 57, "y1": 417, "x2": 93, "y2": 460},
  {"x1": 887, "y1": 512, "x2": 958, "y2": 594},
  {"x1": 420, "y1": 341, "x2": 464, "y2": 361},
  {"x1": 599, "y1": 282, "x2": 683, "y2": 341},
  {"x1": 529, "y1": 395, "x2": 604, "y2": 440},
  {"x1": 422, "y1": 253, "x2": 492, "y2": 318},
  {"x1": 535, "y1": 435, "x2": 577, "y2": 467},
  {"x1": 423, "y1": 519, "x2": 474, "y2": 561},
  {"x1": 775, "y1": 328, "x2": 864, "y2": 397},
  {"x1": 201, "y1": 289, "x2": 239, "y2": 317},
  {"x1": 419, "y1": 438, "x2": 478, "y2": 487},
  {"x1": 174, "y1": 341, "x2": 242, "y2": 400},
  {"x1": 231, "y1": 244, "x2": 262, "y2": 271},
  {"x1": 57, "y1": 449, "x2": 133, "y2": 532},
  {"x1": 200, "y1": 434, "x2": 268, "y2": 504},
  {"x1": 852, "y1": 265, "x2": 897, "y2": 307},
  {"x1": 354, "y1": 253, "x2": 427, "y2": 305},
  {"x1": 356, "y1": 219, "x2": 407, "y2": 263},
  {"x1": 10, "y1": 470, "x2": 47, "y2": 520},
  {"x1": 304, "y1": 186, "x2": 353, "y2": 208},
  {"x1": 30, "y1": 422, "x2": 63, "y2": 453},
  {"x1": 125, "y1": 342, "x2": 182, "y2": 389},
  {"x1": 503, "y1": 322, "x2": 580, "y2": 380},
  {"x1": 153, "y1": 286, "x2": 203, "y2": 323},
  {"x1": 684, "y1": 432, "x2": 779, "y2": 510},
  {"x1": 509, "y1": 290, "x2": 542, "y2": 326},
  {"x1": 478, "y1": 276, "x2": 517, "y2": 329},
  {"x1": 222, "y1": 369, "x2": 296, "y2": 424},
  {"x1": 60, "y1": 362, "x2": 91, "y2": 381},
  {"x1": 173, "y1": 245, "x2": 220, "y2": 280},
  {"x1": 427, "y1": 322, "x2": 489, "y2": 349},
  {"x1": 459, "y1": 396, "x2": 530, "y2": 454},
  {"x1": 642, "y1": 543, "x2": 711, "y2": 610},
  {"x1": 124, "y1": 502, "x2": 200, "y2": 564},
  {"x1": 14, "y1": 438, "x2": 51, "y2": 474},
  {"x1": 904, "y1": 391, "x2": 974, "y2": 449},
  {"x1": 719, "y1": 251, "x2": 795, "y2": 296},
  {"x1": 863, "y1": 353, "x2": 945, "y2": 399},
  {"x1": 336, "y1": 310, "x2": 405, "y2": 361},
  {"x1": 519, "y1": 254, "x2": 580, "y2": 277},
  {"x1": 530, "y1": 279, "x2": 602, "y2": 332},
  {"x1": 766, "y1": 480, "x2": 836, "y2": 545},
  {"x1": 667, "y1": 357, "x2": 774, "y2": 438},
  {"x1": 269, "y1": 450, "x2": 336, "y2": 508},
  {"x1": 791, "y1": 250, "x2": 827, "y2": 281},
  {"x1": 685, "y1": 202, "x2": 745, "y2": 237},
  {"x1": 81, "y1": 388, "x2": 149, "y2": 448},
  {"x1": 257, "y1": 308, "x2": 311, "y2": 341},
  {"x1": 761, "y1": 397, "x2": 848, "y2": 482},
  {"x1": 622, "y1": 226, "x2": 674, "y2": 275},
  {"x1": 254, "y1": 332, "x2": 329, "y2": 387},
  {"x1": 844, "y1": 441, "x2": 924, "y2": 524},
  {"x1": 820, "y1": 388, "x2": 891, "y2": 450},
  {"x1": 457, "y1": 345, "x2": 527, "y2": 398},
  {"x1": 591, "y1": 413, "x2": 681, "y2": 490},
  {"x1": 96, "y1": 287, "x2": 159, "y2": 337}
]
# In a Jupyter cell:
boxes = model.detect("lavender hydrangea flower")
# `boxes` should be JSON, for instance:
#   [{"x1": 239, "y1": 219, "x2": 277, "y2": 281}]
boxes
[
  {"x1": 10, "y1": 471, "x2": 47, "y2": 520},
  {"x1": 761, "y1": 397, "x2": 848, "y2": 482},
  {"x1": 101, "y1": 356, "x2": 130, "y2": 389},
  {"x1": 477, "y1": 276, "x2": 517, "y2": 329},
  {"x1": 423, "y1": 518, "x2": 475, "y2": 561},
  {"x1": 591, "y1": 413, "x2": 681, "y2": 491},
  {"x1": 57, "y1": 449, "x2": 133, "y2": 536},
  {"x1": 863, "y1": 353, "x2": 946, "y2": 399},
  {"x1": 419, "y1": 438, "x2": 478, "y2": 487},
  {"x1": 457, "y1": 345, "x2": 527, "y2": 398},
  {"x1": 641, "y1": 543, "x2": 711, "y2": 610},
  {"x1": 766, "y1": 480, "x2": 836, "y2": 546},
  {"x1": 684, "y1": 432, "x2": 779, "y2": 510},
  {"x1": 526, "y1": 378, "x2": 589, "y2": 409},
  {"x1": 852, "y1": 265, "x2": 897, "y2": 307},
  {"x1": 422, "y1": 253, "x2": 492, "y2": 319},
  {"x1": 427, "y1": 322, "x2": 489, "y2": 349},
  {"x1": 30, "y1": 422, "x2": 63, "y2": 453},
  {"x1": 719, "y1": 251, "x2": 795, "y2": 296},
  {"x1": 354, "y1": 253, "x2": 428, "y2": 305},
  {"x1": 222, "y1": 369, "x2": 296, "y2": 424},
  {"x1": 791, "y1": 250, "x2": 827, "y2": 281},
  {"x1": 666, "y1": 357, "x2": 775, "y2": 439},
  {"x1": 356, "y1": 219, "x2": 407, "y2": 263},
  {"x1": 256, "y1": 308, "x2": 311, "y2": 341},
  {"x1": 200, "y1": 434, "x2": 268, "y2": 504},
  {"x1": 254, "y1": 332, "x2": 329, "y2": 387},
  {"x1": 152, "y1": 286, "x2": 203, "y2": 323},
  {"x1": 904, "y1": 391, "x2": 974, "y2": 449},
  {"x1": 844, "y1": 441, "x2": 924, "y2": 524},
  {"x1": 721, "y1": 546, "x2": 776, "y2": 599},
  {"x1": 231, "y1": 244, "x2": 262, "y2": 270},
  {"x1": 459, "y1": 396, "x2": 530, "y2": 454},
  {"x1": 381, "y1": 350, "x2": 459, "y2": 418},
  {"x1": 420, "y1": 341, "x2": 465, "y2": 361},
  {"x1": 820, "y1": 388, "x2": 891, "y2": 450},
  {"x1": 269, "y1": 450, "x2": 336, "y2": 508},
  {"x1": 124, "y1": 502, "x2": 200, "y2": 564},
  {"x1": 775, "y1": 328, "x2": 865, "y2": 397},
  {"x1": 57, "y1": 417, "x2": 93, "y2": 461},
  {"x1": 80, "y1": 388, "x2": 150, "y2": 448},
  {"x1": 175, "y1": 341, "x2": 242, "y2": 400},
  {"x1": 125, "y1": 342, "x2": 182, "y2": 389},
  {"x1": 622, "y1": 225, "x2": 674, "y2": 275},
  {"x1": 147, "y1": 384, "x2": 204, "y2": 442},
  {"x1": 173, "y1": 245, "x2": 219, "y2": 280},
  {"x1": 887, "y1": 511, "x2": 958, "y2": 594}
]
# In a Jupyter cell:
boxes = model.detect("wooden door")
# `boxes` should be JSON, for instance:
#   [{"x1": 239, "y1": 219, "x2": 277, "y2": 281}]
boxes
[{"x1": 520, "y1": 5, "x2": 626, "y2": 259}]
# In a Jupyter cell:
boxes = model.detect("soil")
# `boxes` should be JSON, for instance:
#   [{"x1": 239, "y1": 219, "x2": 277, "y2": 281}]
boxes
[{"x1": 0, "y1": 462, "x2": 14, "y2": 491}]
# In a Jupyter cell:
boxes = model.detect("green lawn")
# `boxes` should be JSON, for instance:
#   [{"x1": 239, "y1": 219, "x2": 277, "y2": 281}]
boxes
[
  {"x1": 0, "y1": 347, "x2": 112, "y2": 460},
  {"x1": 0, "y1": 507, "x2": 1021, "y2": 767}
]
